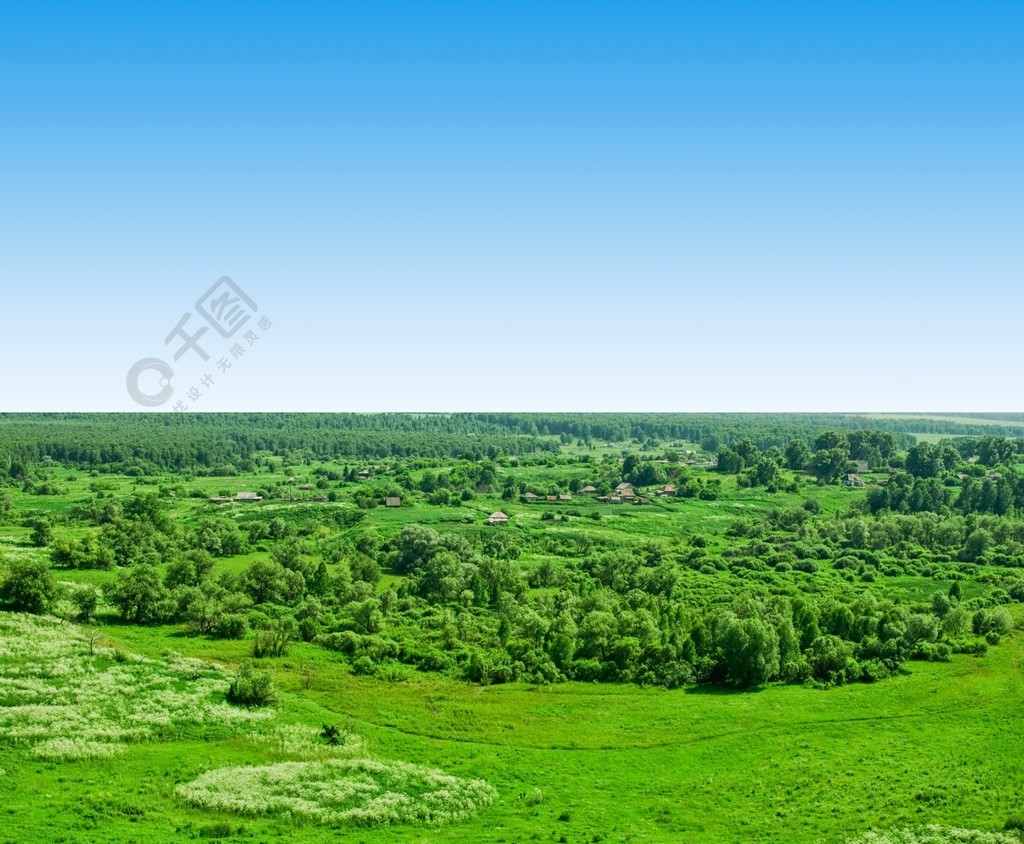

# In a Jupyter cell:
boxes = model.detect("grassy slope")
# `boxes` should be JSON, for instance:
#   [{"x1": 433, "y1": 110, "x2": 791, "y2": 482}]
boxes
[{"x1": 0, "y1": 615, "x2": 1019, "y2": 844}]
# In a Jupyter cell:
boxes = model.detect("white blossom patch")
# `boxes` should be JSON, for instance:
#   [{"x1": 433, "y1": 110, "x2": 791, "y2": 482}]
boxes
[
  {"x1": 0, "y1": 613, "x2": 270, "y2": 760},
  {"x1": 846, "y1": 827, "x2": 1021, "y2": 844},
  {"x1": 175, "y1": 758, "x2": 497, "y2": 826}
]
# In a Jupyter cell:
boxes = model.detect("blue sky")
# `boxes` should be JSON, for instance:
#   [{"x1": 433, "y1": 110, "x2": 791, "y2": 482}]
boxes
[{"x1": 1, "y1": 1, "x2": 1021, "y2": 411}]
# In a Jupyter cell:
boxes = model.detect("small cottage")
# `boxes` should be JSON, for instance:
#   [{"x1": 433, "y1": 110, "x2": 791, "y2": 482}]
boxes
[{"x1": 487, "y1": 511, "x2": 509, "y2": 526}]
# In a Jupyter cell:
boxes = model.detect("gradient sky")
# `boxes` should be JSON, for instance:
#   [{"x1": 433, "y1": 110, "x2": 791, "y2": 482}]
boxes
[{"x1": 1, "y1": 1, "x2": 1021, "y2": 411}]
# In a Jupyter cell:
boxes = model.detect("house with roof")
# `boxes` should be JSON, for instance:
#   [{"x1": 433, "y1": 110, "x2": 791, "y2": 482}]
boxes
[
  {"x1": 385, "y1": 497, "x2": 401, "y2": 508},
  {"x1": 487, "y1": 511, "x2": 509, "y2": 525},
  {"x1": 842, "y1": 474, "x2": 865, "y2": 488},
  {"x1": 521, "y1": 492, "x2": 540, "y2": 502},
  {"x1": 579, "y1": 485, "x2": 598, "y2": 494},
  {"x1": 235, "y1": 491, "x2": 263, "y2": 501},
  {"x1": 656, "y1": 484, "x2": 676, "y2": 497}
]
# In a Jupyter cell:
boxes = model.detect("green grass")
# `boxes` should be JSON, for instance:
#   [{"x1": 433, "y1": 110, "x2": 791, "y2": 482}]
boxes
[{"x1": 3, "y1": 617, "x2": 1023, "y2": 843}]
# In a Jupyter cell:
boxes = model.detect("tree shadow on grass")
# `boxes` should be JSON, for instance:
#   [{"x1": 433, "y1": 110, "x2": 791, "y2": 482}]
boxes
[{"x1": 683, "y1": 682, "x2": 764, "y2": 696}]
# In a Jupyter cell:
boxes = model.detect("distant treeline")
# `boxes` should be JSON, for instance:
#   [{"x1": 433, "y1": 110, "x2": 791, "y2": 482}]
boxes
[
  {"x1": 474, "y1": 413, "x2": 1020, "y2": 443},
  {"x1": 0, "y1": 412, "x2": 1016, "y2": 476}
]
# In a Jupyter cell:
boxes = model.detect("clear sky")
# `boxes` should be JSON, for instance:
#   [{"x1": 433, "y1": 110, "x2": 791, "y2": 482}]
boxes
[{"x1": 1, "y1": 1, "x2": 1021, "y2": 411}]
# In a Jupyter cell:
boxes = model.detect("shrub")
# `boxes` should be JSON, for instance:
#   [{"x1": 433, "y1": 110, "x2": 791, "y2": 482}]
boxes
[
  {"x1": 0, "y1": 558, "x2": 61, "y2": 614},
  {"x1": 226, "y1": 663, "x2": 277, "y2": 708},
  {"x1": 216, "y1": 614, "x2": 249, "y2": 640}
]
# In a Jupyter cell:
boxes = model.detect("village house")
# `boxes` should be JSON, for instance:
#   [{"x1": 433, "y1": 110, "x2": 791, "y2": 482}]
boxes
[
  {"x1": 235, "y1": 491, "x2": 263, "y2": 501},
  {"x1": 558, "y1": 494, "x2": 572, "y2": 502},
  {"x1": 521, "y1": 492, "x2": 540, "y2": 502},
  {"x1": 385, "y1": 497, "x2": 401, "y2": 508},
  {"x1": 843, "y1": 474, "x2": 865, "y2": 487},
  {"x1": 656, "y1": 484, "x2": 676, "y2": 496},
  {"x1": 579, "y1": 485, "x2": 598, "y2": 494},
  {"x1": 487, "y1": 511, "x2": 509, "y2": 525}
]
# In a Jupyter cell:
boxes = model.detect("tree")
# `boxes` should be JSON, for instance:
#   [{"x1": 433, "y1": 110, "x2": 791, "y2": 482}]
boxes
[
  {"x1": 71, "y1": 585, "x2": 100, "y2": 622},
  {"x1": 814, "y1": 431, "x2": 850, "y2": 456},
  {"x1": 252, "y1": 615, "x2": 297, "y2": 657},
  {"x1": 241, "y1": 559, "x2": 289, "y2": 605},
  {"x1": 807, "y1": 635, "x2": 858, "y2": 685},
  {"x1": 106, "y1": 563, "x2": 168, "y2": 623},
  {"x1": 785, "y1": 439, "x2": 811, "y2": 470},
  {"x1": 716, "y1": 614, "x2": 780, "y2": 688},
  {"x1": 716, "y1": 447, "x2": 744, "y2": 474},
  {"x1": 29, "y1": 518, "x2": 53, "y2": 548},
  {"x1": 753, "y1": 455, "x2": 780, "y2": 488},
  {"x1": 812, "y1": 448, "x2": 850, "y2": 484},
  {"x1": 0, "y1": 558, "x2": 61, "y2": 613}
]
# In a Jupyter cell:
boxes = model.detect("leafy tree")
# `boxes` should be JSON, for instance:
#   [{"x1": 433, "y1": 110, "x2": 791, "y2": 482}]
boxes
[
  {"x1": 785, "y1": 439, "x2": 811, "y2": 470},
  {"x1": 753, "y1": 455, "x2": 781, "y2": 488},
  {"x1": 0, "y1": 558, "x2": 61, "y2": 613},
  {"x1": 241, "y1": 559, "x2": 290, "y2": 605},
  {"x1": 106, "y1": 563, "x2": 168, "y2": 623},
  {"x1": 252, "y1": 615, "x2": 297, "y2": 657},
  {"x1": 716, "y1": 614, "x2": 780, "y2": 688},
  {"x1": 812, "y1": 448, "x2": 850, "y2": 484},
  {"x1": 807, "y1": 635, "x2": 859, "y2": 685},
  {"x1": 70, "y1": 585, "x2": 100, "y2": 622},
  {"x1": 716, "y1": 447, "x2": 744, "y2": 474},
  {"x1": 29, "y1": 518, "x2": 53, "y2": 548},
  {"x1": 814, "y1": 431, "x2": 850, "y2": 456}
]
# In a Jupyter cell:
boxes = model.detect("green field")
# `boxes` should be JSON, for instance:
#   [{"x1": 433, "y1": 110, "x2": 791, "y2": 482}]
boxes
[{"x1": 3, "y1": 611, "x2": 1023, "y2": 843}]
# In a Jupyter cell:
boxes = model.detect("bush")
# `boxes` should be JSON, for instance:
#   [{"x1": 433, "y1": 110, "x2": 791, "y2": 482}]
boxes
[
  {"x1": 226, "y1": 663, "x2": 277, "y2": 708},
  {"x1": 215, "y1": 614, "x2": 249, "y2": 639},
  {"x1": 0, "y1": 558, "x2": 61, "y2": 614}
]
